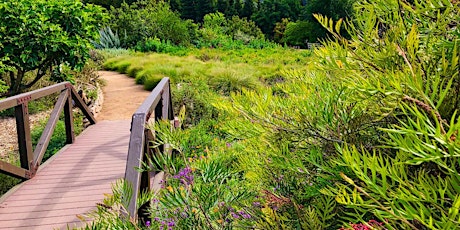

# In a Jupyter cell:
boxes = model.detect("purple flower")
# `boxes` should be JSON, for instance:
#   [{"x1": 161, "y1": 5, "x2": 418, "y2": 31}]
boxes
[
  {"x1": 168, "y1": 221, "x2": 175, "y2": 227},
  {"x1": 252, "y1": 202, "x2": 261, "y2": 207},
  {"x1": 242, "y1": 213, "x2": 252, "y2": 219},
  {"x1": 146, "y1": 221, "x2": 151, "y2": 227},
  {"x1": 231, "y1": 212, "x2": 240, "y2": 219},
  {"x1": 154, "y1": 217, "x2": 160, "y2": 221},
  {"x1": 226, "y1": 142, "x2": 231, "y2": 148},
  {"x1": 218, "y1": 202, "x2": 225, "y2": 207},
  {"x1": 173, "y1": 167, "x2": 194, "y2": 185}
]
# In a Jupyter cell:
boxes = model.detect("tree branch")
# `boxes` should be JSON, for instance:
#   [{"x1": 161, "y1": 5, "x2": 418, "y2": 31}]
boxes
[{"x1": 402, "y1": 95, "x2": 447, "y2": 134}]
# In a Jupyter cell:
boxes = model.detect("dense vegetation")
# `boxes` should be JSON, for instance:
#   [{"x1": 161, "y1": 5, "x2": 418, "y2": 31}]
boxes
[
  {"x1": 88, "y1": 0, "x2": 354, "y2": 50},
  {"x1": 0, "y1": 0, "x2": 458, "y2": 229},
  {"x1": 86, "y1": 0, "x2": 460, "y2": 229}
]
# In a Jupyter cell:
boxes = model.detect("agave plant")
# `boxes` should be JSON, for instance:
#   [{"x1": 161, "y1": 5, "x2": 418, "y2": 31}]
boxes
[{"x1": 92, "y1": 27, "x2": 122, "y2": 49}]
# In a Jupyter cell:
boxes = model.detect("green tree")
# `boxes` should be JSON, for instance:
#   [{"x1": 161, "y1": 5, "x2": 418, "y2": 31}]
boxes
[
  {"x1": 299, "y1": 0, "x2": 355, "y2": 41},
  {"x1": 0, "y1": 0, "x2": 106, "y2": 96},
  {"x1": 241, "y1": 0, "x2": 254, "y2": 18},
  {"x1": 109, "y1": 1, "x2": 197, "y2": 46},
  {"x1": 216, "y1": 0, "x2": 229, "y2": 14},
  {"x1": 180, "y1": 0, "x2": 215, "y2": 22},
  {"x1": 252, "y1": 0, "x2": 303, "y2": 37},
  {"x1": 83, "y1": 0, "x2": 139, "y2": 8}
]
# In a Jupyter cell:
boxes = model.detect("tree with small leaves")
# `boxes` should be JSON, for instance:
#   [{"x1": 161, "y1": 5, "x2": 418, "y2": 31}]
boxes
[{"x1": 0, "y1": 0, "x2": 106, "y2": 96}]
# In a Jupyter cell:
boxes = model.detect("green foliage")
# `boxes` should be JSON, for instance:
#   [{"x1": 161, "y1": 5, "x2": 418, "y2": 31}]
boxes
[
  {"x1": 134, "y1": 38, "x2": 189, "y2": 55},
  {"x1": 197, "y1": 12, "x2": 265, "y2": 48},
  {"x1": 108, "y1": 1, "x2": 197, "y2": 47},
  {"x1": 310, "y1": 0, "x2": 459, "y2": 228},
  {"x1": 283, "y1": 21, "x2": 318, "y2": 46},
  {"x1": 0, "y1": 0, "x2": 106, "y2": 96},
  {"x1": 83, "y1": 0, "x2": 139, "y2": 9},
  {"x1": 252, "y1": 0, "x2": 303, "y2": 37}
]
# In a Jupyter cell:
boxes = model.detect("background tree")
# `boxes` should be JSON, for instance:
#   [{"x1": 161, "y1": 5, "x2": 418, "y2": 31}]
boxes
[
  {"x1": 241, "y1": 0, "x2": 255, "y2": 18},
  {"x1": 216, "y1": 0, "x2": 230, "y2": 14},
  {"x1": 83, "y1": 0, "x2": 139, "y2": 8},
  {"x1": 109, "y1": 1, "x2": 196, "y2": 46},
  {"x1": 252, "y1": 0, "x2": 303, "y2": 38},
  {"x1": 0, "y1": 0, "x2": 106, "y2": 96}
]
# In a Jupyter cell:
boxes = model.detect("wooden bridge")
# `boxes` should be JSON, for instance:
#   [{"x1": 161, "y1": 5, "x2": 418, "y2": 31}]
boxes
[{"x1": 0, "y1": 78, "x2": 173, "y2": 229}]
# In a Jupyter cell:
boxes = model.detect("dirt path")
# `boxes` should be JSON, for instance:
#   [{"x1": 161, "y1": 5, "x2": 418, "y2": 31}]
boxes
[{"x1": 97, "y1": 71, "x2": 151, "y2": 121}]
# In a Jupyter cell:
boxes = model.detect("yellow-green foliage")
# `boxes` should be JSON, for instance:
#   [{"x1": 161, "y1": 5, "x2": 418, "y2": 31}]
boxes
[{"x1": 97, "y1": 1, "x2": 459, "y2": 228}]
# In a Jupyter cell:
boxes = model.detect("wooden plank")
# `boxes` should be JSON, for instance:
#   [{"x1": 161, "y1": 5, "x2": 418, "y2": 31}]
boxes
[
  {"x1": 33, "y1": 90, "x2": 68, "y2": 167},
  {"x1": 14, "y1": 103, "x2": 33, "y2": 173},
  {"x1": 0, "y1": 82, "x2": 67, "y2": 111},
  {"x1": 64, "y1": 88, "x2": 75, "y2": 144},
  {"x1": 0, "y1": 120, "x2": 131, "y2": 229},
  {"x1": 0, "y1": 161, "x2": 28, "y2": 179},
  {"x1": 134, "y1": 77, "x2": 169, "y2": 116},
  {"x1": 124, "y1": 114, "x2": 146, "y2": 218},
  {"x1": 70, "y1": 87, "x2": 96, "y2": 125},
  {"x1": 161, "y1": 82, "x2": 174, "y2": 120}
]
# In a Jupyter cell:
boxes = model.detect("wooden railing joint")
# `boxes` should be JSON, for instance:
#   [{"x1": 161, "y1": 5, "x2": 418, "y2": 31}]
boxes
[
  {"x1": 0, "y1": 82, "x2": 96, "y2": 180},
  {"x1": 16, "y1": 95, "x2": 32, "y2": 104}
]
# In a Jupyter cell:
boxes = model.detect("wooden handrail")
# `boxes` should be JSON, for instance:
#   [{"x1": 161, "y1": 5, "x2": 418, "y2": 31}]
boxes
[
  {"x1": 0, "y1": 82, "x2": 96, "y2": 179},
  {"x1": 124, "y1": 78, "x2": 174, "y2": 220}
]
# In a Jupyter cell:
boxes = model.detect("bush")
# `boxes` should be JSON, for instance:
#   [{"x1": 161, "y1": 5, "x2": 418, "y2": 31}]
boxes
[
  {"x1": 0, "y1": 0, "x2": 106, "y2": 96},
  {"x1": 143, "y1": 75, "x2": 164, "y2": 91},
  {"x1": 134, "y1": 38, "x2": 189, "y2": 55},
  {"x1": 108, "y1": 1, "x2": 197, "y2": 48},
  {"x1": 282, "y1": 20, "x2": 318, "y2": 47},
  {"x1": 208, "y1": 71, "x2": 260, "y2": 95}
]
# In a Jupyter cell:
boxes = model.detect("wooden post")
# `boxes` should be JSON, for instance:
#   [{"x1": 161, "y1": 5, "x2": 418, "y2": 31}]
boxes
[
  {"x1": 64, "y1": 88, "x2": 75, "y2": 144},
  {"x1": 15, "y1": 101, "x2": 33, "y2": 172}
]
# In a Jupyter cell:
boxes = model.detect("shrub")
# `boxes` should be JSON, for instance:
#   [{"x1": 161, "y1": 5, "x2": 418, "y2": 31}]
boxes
[
  {"x1": 143, "y1": 75, "x2": 164, "y2": 91},
  {"x1": 0, "y1": 0, "x2": 106, "y2": 96},
  {"x1": 208, "y1": 71, "x2": 260, "y2": 95},
  {"x1": 112, "y1": 60, "x2": 132, "y2": 74},
  {"x1": 282, "y1": 20, "x2": 317, "y2": 47},
  {"x1": 134, "y1": 38, "x2": 189, "y2": 56},
  {"x1": 108, "y1": 1, "x2": 197, "y2": 47}
]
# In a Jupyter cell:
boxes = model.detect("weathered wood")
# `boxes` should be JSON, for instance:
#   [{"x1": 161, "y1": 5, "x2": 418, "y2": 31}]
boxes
[
  {"x1": 33, "y1": 90, "x2": 68, "y2": 168},
  {"x1": 0, "y1": 161, "x2": 28, "y2": 179},
  {"x1": 69, "y1": 86, "x2": 96, "y2": 125},
  {"x1": 15, "y1": 103, "x2": 33, "y2": 172},
  {"x1": 64, "y1": 89, "x2": 75, "y2": 144},
  {"x1": 134, "y1": 78, "x2": 170, "y2": 116},
  {"x1": 124, "y1": 78, "x2": 174, "y2": 220},
  {"x1": 0, "y1": 82, "x2": 68, "y2": 111},
  {"x1": 124, "y1": 114, "x2": 146, "y2": 218}
]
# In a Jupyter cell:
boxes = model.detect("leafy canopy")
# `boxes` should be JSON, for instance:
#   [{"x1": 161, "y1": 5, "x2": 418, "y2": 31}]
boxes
[{"x1": 0, "y1": 0, "x2": 106, "y2": 96}]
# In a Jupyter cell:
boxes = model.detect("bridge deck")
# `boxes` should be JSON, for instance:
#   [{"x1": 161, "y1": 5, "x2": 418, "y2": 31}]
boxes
[{"x1": 0, "y1": 120, "x2": 131, "y2": 230}]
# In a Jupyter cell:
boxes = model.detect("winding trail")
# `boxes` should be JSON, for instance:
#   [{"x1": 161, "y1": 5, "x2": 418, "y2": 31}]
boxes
[{"x1": 97, "y1": 71, "x2": 151, "y2": 120}]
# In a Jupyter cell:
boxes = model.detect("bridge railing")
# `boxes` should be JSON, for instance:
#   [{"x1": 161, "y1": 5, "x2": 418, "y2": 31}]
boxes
[
  {"x1": 0, "y1": 82, "x2": 96, "y2": 179},
  {"x1": 124, "y1": 77, "x2": 174, "y2": 220}
]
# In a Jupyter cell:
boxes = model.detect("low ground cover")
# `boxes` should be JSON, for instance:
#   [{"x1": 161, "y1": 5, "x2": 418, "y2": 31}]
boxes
[{"x1": 89, "y1": 0, "x2": 459, "y2": 229}]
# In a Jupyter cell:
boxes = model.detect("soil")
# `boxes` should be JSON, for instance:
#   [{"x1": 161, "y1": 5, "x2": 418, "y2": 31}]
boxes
[
  {"x1": 97, "y1": 71, "x2": 151, "y2": 120},
  {"x1": 0, "y1": 71, "x2": 151, "y2": 159}
]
